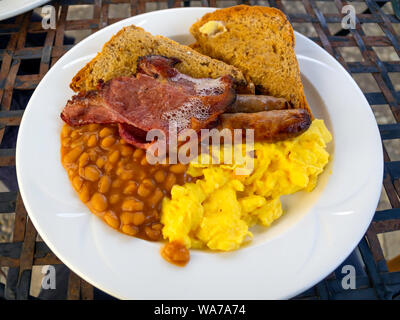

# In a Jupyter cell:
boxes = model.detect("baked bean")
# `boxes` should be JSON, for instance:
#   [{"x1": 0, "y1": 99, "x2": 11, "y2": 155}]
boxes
[
  {"x1": 70, "y1": 130, "x2": 80, "y2": 140},
  {"x1": 120, "y1": 211, "x2": 135, "y2": 225},
  {"x1": 120, "y1": 170, "x2": 135, "y2": 181},
  {"x1": 111, "y1": 179, "x2": 123, "y2": 189},
  {"x1": 87, "y1": 135, "x2": 97, "y2": 147},
  {"x1": 169, "y1": 164, "x2": 187, "y2": 174},
  {"x1": 101, "y1": 136, "x2": 116, "y2": 148},
  {"x1": 62, "y1": 138, "x2": 71, "y2": 147},
  {"x1": 133, "y1": 148, "x2": 145, "y2": 159},
  {"x1": 78, "y1": 152, "x2": 90, "y2": 168},
  {"x1": 120, "y1": 145, "x2": 133, "y2": 157},
  {"x1": 61, "y1": 124, "x2": 189, "y2": 245},
  {"x1": 154, "y1": 170, "x2": 166, "y2": 183},
  {"x1": 137, "y1": 184, "x2": 151, "y2": 198},
  {"x1": 148, "y1": 167, "x2": 158, "y2": 175},
  {"x1": 124, "y1": 162, "x2": 135, "y2": 170},
  {"x1": 147, "y1": 188, "x2": 164, "y2": 208},
  {"x1": 142, "y1": 178, "x2": 155, "y2": 190},
  {"x1": 99, "y1": 127, "x2": 113, "y2": 138},
  {"x1": 84, "y1": 165, "x2": 101, "y2": 182},
  {"x1": 98, "y1": 175, "x2": 111, "y2": 194},
  {"x1": 64, "y1": 146, "x2": 83, "y2": 163},
  {"x1": 88, "y1": 149, "x2": 97, "y2": 162},
  {"x1": 140, "y1": 156, "x2": 149, "y2": 166},
  {"x1": 108, "y1": 150, "x2": 120, "y2": 163},
  {"x1": 79, "y1": 183, "x2": 91, "y2": 203},
  {"x1": 104, "y1": 162, "x2": 113, "y2": 174},
  {"x1": 132, "y1": 212, "x2": 145, "y2": 226},
  {"x1": 137, "y1": 170, "x2": 147, "y2": 181},
  {"x1": 91, "y1": 192, "x2": 108, "y2": 212},
  {"x1": 61, "y1": 125, "x2": 72, "y2": 138},
  {"x1": 109, "y1": 193, "x2": 121, "y2": 205},
  {"x1": 151, "y1": 223, "x2": 163, "y2": 231},
  {"x1": 144, "y1": 225, "x2": 162, "y2": 241},
  {"x1": 122, "y1": 198, "x2": 144, "y2": 212},
  {"x1": 104, "y1": 211, "x2": 120, "y2": 229},
  {"x1": 161, "y1": 241, "x2": 190, "y2": 266},
  {"x1": 70, "y1": 138, "x2": 84, "y2": 149},
  {"x1": 123, "y1": 182, "x2": 137, "y2": 195},
  {"x1": 121, "y1": 224, "x2": 138, "y2": 236},
  {"x1": 96, "y1": 157, "x2": 106, "y2": 169},
  {"x1": 79, "y1": 167, "x2": 85, "y2": 179},
  {"x1": 72, "y1": 175, "x2": 83, "y2": 192},
  {"x1": 119, "y1": 158, "x2": 129, "y2": 167},
  {"x1": 88, "y1": 124, "x2": 100, "y2": 131},
  {"x1": 121, "y1": 211, "x2": 145, "y2": 226}
]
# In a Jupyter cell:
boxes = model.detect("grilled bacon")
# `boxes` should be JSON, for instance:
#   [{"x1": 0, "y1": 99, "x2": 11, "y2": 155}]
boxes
[{"x1": 61, "y1": 56, "x2": 236, "y2": 149}]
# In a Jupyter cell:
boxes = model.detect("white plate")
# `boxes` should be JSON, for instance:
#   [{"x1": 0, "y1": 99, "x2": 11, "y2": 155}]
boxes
[
  {"x1": 0, "y1": 0, "x2": 50, "y2": 21},
  {"x1": 16, "y1": 7, "x2": 383, "y2": 299}
]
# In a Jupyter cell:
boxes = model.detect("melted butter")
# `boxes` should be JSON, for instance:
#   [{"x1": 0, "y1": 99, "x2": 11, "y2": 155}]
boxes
[{"x1": 199, "y1": 21, "x2": 227, "y2": 37}]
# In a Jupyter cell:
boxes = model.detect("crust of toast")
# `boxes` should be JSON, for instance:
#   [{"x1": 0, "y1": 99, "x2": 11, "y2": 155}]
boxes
[
  {"x1": 190, "y1": 5, "x2": 312, "y2": 115},
  {"x1": 70, "y1": 25, "x2": 249, "y2": 93}
]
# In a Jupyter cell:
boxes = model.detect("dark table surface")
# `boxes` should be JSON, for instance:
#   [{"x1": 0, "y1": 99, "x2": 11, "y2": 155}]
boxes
[{"x1": 0, "y1": 0, "x2": 399, "y2": 300}]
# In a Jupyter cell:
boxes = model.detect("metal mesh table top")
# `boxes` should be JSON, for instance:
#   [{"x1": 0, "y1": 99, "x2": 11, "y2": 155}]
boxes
[{"x1": 0, "y1": 0, "x2": 399, "y2": 300}]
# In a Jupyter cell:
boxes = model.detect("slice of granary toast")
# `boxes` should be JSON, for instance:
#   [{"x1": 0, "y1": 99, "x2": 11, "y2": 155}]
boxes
[
  {"x1": 70, "y1": 24, "x2": 249, "y2": 93},
  {"x1": 190, "y1": 5, "x2": 312, "y2": 115}
]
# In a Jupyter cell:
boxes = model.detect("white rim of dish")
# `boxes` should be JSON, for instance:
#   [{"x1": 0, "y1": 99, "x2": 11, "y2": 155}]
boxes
[{"x1": 0, "y1": 0, "x2": 51, "y2": 21}]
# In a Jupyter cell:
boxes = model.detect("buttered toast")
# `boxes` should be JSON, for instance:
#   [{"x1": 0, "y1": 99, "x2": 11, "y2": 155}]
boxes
[
  {"x1": 190, "y1": 5, "x2": 311, "y2": 115},
  {"x1": 70, "y1": 25, "x2": 249, "y2": 93}
]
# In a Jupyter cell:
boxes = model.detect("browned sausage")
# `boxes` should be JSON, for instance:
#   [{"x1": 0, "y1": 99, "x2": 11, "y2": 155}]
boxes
[
  {"x1": 226, "y1": 94, "x2": 289, "y2": 113},
  {"x1": 219, "y1": 109, "x2": 311, "y2": 142}
]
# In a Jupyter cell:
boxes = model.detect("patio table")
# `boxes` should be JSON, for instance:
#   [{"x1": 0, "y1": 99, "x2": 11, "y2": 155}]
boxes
[{"x1": 0, "y1": 0, "x2": 399, "y2": 300}]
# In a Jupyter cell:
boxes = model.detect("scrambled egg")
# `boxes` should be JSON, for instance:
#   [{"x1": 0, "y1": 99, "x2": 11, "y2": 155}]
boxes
[{"x1": 161, "y1": 119, "x2": 332, "y2": 251}]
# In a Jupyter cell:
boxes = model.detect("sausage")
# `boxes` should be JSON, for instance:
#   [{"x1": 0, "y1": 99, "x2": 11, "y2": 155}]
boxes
[
  {"x1": 219, "y1": 109, "x2": 311, "y2": 142},
  {"x1": 226, "y1": 94, "x2": 289, "y2": 113}
]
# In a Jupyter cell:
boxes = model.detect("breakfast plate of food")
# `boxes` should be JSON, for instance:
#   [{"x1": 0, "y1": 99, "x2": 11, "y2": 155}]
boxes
[{"x1": 16, "y1": 6, "x2": 383, "y2": 299}]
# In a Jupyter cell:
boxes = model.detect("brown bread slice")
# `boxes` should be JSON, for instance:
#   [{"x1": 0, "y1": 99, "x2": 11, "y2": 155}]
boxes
[
  {"x1": 70, "y1": 25, "x2": 248, "y2": 93},
  {"x1": 190, "y1": 5, "x2": 312, "y2": 115}
]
